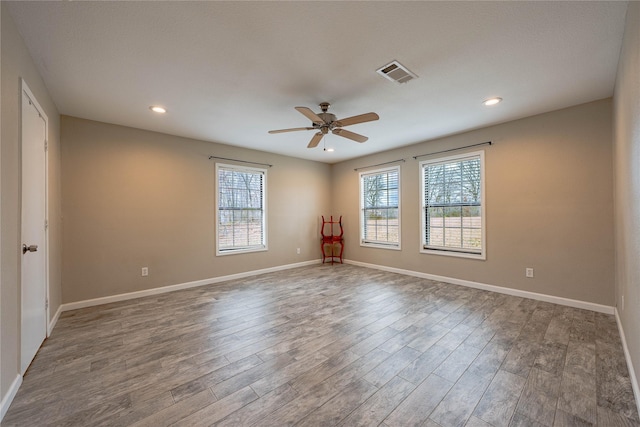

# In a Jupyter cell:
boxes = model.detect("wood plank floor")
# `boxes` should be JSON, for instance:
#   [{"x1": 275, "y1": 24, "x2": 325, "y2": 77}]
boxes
[{"x1": 4, "y1": 264, "x2": 639, "y2": 426}]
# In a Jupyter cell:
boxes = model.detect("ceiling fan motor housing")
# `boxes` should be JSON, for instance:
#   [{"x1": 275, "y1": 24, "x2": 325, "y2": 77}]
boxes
[{"x1": 317, "y1": 112, "x2": 337, "y2": 127}]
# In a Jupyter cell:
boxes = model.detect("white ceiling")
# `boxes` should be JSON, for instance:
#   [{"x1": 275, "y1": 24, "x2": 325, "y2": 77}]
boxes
[{"x1": 6, "y1": 1, "x2": 628, "y2": 164}]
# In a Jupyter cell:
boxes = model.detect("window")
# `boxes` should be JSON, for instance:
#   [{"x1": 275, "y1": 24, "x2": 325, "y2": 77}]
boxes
[
  {"x1": 216, "y1": 163, "x2": 267, "y2": 255},
  {"x1": 360, "y1": 166, "x2": 400, "y2": 249},
  {"x1": 420, "y1": 151, "x2": 485, "y2": 259}
]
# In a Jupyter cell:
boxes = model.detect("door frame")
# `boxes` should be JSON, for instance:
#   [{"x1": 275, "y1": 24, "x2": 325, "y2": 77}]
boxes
[{"x1": 20, "y1": 78, "x2": 50, "y2": 374}]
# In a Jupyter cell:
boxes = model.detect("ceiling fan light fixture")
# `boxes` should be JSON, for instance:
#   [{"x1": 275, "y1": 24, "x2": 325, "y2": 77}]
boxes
[
  {"x1": 149, "y1": 105, "x2": 167, "y2": 113},
  {"x1": 483, "y1": 97, "x2": 502, "y2": 106}
]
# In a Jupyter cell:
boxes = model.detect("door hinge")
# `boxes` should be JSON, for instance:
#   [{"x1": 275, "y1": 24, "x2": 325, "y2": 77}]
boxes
[
  {"x1": 44, "y1": 140, "x2": 48, "y2": 152},
  {"x1": 45, "y1": 219, "x2": 48, "y2": 230},
  {"x1": 45, "y1": 299, "x2": 49, "y2": 310}
]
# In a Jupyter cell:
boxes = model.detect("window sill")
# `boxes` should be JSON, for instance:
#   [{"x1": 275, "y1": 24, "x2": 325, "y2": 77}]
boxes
[
  {"x1": 216, "y1": 246, "x2": 268, "y2": 256},
  {"x1": 361, "y1": 242, "x2": 401, "y2": 251},
  {"x1": 420, "y1": 247, "x2": 485, "y2": 260}
]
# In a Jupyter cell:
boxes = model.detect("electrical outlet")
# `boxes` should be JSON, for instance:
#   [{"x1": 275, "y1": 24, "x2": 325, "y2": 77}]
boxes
[
  {"x1": 525, "y1": 268, "x2": 534, "y2": 278},
  {"x1": 141, "y1": 267, "x2": 149, "y2": 277},
  {"x1": 296, "y1": 248, "x2": 301, "y2": 254}
]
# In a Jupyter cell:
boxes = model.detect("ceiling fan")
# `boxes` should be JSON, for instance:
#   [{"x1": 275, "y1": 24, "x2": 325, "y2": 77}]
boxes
[{"x1": 268, "y1": 102, "x2": 379, "y2": 148}]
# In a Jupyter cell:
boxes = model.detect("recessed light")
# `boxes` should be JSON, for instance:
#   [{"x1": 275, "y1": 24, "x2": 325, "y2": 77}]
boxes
[
  {"x1": 149, "y1": 106, "x2": 166, "y2": 113},
  {"x1": 483, "y1": 97, "x2": 502, "y2": 106},
  {"x1": 325, "y1": 148, "x2": 335, "y2": 152}
]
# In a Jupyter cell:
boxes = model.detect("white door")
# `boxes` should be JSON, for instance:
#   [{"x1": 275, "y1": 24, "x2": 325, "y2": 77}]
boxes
[{"x1": 21, "y1": 82, "x2": 48, "y2": 374}]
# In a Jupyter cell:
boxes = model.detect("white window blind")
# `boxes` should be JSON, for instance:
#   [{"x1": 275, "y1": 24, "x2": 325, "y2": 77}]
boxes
[
  {"x1": 360, "y1": 166, "x2": 400, "y2": 248},
  {"x1": 216, "y1": 164, "x2": 267, "y2": 255},
  {"x1": 421, "y1": 151, "x2": 485, "y2": 258}
]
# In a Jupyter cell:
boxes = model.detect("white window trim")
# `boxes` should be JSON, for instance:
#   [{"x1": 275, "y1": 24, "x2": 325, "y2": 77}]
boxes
[
  {"x1": 215, "y1": 163, "x2": 268, "y2": 256},
  {"x1": 419, "y1": 150, "x2": 486, "y2": 260},
  {"x1": 359, "y1": 165, "x2": 401, "y2": 250}
]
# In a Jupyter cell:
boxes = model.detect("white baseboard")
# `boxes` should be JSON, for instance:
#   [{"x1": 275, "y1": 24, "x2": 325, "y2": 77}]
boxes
[
  {"x1": 48, "y1": 304, "x2": 62, "y2": 336},
  {"x1": 615, "y1": 308, "x2": 640, "y2": 415},
  {"x1": 60, "y1": 259, "x2": 322, "y2": 312},
  {"x1": 0, "y1": 374, "x2": 22, "y2": 422},
  {"x1": 344, "y1": 259, "x2": 614, "y2": 314}
]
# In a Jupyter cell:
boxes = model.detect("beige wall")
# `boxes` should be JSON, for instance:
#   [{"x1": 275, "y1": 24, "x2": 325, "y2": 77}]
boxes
[
  {"x1": 1, "y1": 3, "x2": 62, "y2": 402},
  {"x1": 60, "y1": 116, "x2": 331, "y2": 303},
  {"x1": 614, "y1": 0, "x2": 640, "y2": 402},
  {"x1": 332, "y1": 99, "x2": 614, "y2": 306}
]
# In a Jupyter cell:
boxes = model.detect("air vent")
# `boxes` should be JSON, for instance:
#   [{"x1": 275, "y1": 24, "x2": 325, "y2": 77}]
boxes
[{"x1": 376, "y1": 60, "x2": 418, "y2": 84}]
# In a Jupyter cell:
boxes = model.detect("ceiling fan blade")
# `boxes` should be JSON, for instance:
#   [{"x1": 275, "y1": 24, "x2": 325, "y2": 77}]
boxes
[
  {"x1": 334, "y1": 112, "x2": 379, "y2": 127},
  {"x1": 307, "y1": 132, "x2": 324, "y2": 148},
  {"x1": 295, "y1": 106, "x2": 324, "y2": 124},
  {"x1": 332, "y1": 128, "x2": 368, "y2": 143},
  {"x1": 268, "y1": 127, "x2": 314, "y2": 134}
]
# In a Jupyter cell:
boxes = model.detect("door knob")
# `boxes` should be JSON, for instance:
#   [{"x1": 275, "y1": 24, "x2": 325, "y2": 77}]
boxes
[{"x1": 22, "y1": 244, "x2": 38, "y2": 254}]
